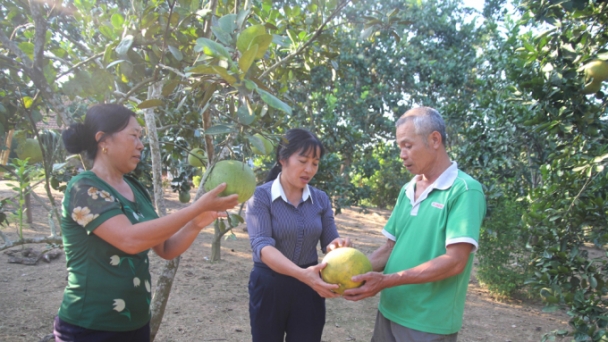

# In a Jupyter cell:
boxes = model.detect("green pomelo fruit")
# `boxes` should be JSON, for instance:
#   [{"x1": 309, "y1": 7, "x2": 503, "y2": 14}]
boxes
[
  {"x1": 188, "y1": 148, "x2": 208, "y2": 167},
  {"x1": 179, "y1": 191, "x2": 191, "y2": 203},
  {"x1": 582, "y1": 79, "x2": 603, "y2": 95},
  {"x1": 584, "y1": 60, "x2": 608, "y2": 82},
  {"x1": 16, "y1": 138, "x2": 43, "y2": 163},
  {"x1": 320, "y1": 247, "x2": 372, "y2": 295},
  {"x1": 203, "y1": 160, "x2": 256, "y2": 203},
  {"x1": 251, "y1": 134, "x2": 275, "y2": 156}
]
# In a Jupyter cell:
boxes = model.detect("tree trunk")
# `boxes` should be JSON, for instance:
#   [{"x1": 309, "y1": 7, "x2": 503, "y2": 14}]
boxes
[
  {"x1": 211, "y1": 221, "x2": 222, "y2": 262},
  {"x1": 0, "y1": 129, "x2": 14, "y2": 166},
  {"x1": 144, "y1": 82, "x2": 180, "y2": 342}
]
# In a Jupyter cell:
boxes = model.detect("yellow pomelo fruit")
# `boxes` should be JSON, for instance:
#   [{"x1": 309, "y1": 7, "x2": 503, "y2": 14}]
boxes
[
  {"x1": 320, "y1": 247, "x2": 372, "y2": 295},
  {"x1": 584, "y1": 60, "x2": 608, "y2": 82},
  {"x1": 582, "y1": 79, "x2": 603, "y2": 95},
  {"x1": 203, "y1": 160, "x2": 256, "y2": 203},
  {"x1": 188, "y1": 148, "x2": 208, "y2": 167},
  {"x1": 251, "y1": 134, "x2": 275, "y2": 156},
  {"x1": 16, "y1": 138, "x2": 43, "y2": 163}
]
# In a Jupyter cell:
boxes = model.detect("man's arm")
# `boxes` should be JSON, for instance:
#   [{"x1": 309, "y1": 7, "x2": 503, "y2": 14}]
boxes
[
  {"x1": 342, "y1": 242, "x2": 473, "y2": 301},
  {"x1": 369, "y1": 239, "x2": 395, "y2": 272}
]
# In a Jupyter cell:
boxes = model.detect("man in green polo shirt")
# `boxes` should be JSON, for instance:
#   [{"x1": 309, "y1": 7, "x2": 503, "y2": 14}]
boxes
[{"x1": 343, "y1": 107, "x2": 486, "y2": 341}]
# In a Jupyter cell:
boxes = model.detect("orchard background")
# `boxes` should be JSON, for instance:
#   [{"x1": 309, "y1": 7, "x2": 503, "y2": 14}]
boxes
[{"x1": 0, "y1": 0, "x2": 607, "y2": 340}]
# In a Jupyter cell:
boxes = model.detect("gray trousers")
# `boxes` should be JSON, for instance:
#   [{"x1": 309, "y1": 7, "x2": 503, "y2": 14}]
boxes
[{"x1": 371, "y1": 311, "x2": 458, "y2": 342}]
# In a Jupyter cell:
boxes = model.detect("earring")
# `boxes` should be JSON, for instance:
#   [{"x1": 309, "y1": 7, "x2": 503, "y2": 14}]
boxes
[{"x1": 102, "y1": 147, "x2": 108, "y2": 154}]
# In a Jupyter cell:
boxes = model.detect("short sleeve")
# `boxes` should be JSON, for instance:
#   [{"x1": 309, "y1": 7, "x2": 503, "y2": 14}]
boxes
[
  {"x1": 445, "y1": 188, "x2": 486, "y2": 250},
  {"x1": 382, "y1": 186, "x2": 408, "y2": 241},
  {"x1": 65, "y1": 178, "x2": 123, "y2": 234}
]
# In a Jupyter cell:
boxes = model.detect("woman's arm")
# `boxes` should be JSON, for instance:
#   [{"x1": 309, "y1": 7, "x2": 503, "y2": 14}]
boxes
[
  {"x1": 93, "y1": 184, "x2": 238, "y2": 255},
  {"x1": 151, "y1": 211, "x2": 225, "y2": 259}
]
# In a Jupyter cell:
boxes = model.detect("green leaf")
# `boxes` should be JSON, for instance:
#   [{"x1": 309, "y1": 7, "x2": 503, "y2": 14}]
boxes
[
  {"x1": 236, "y1": 25, "x2": 266, "y2": 53},
  {"x1": 251, "y1": 34, "x2": 272, "y2": 59},
  {"x1": 162, "y1": 79, "x2": 180, "y2": 97},
  {"x1": 244, "y1": 79, "x2": 258, "y2": 91},
  {"x1": 218, "y1": 13, "x2": 236, "y2": 35},
  {"x1": 211, "y1": 26, "x2": 232, "y2": 46},
  {"x1": 239, "y1": 44, "x2": 258, "y2": 72},
  {"x1": 168, "y1": 45, "x2": 183, "y2": 61},
  {"x1": 115, "y1": 35, "x2": 134, "y2": 55},
  {"x1": 237, "y1": 105, "x2": 255, "y2": 125},
  {"x1": 111, "y1": 13, "x2": 124, "y2": 29},
  {"x1": 204, "y1": 125, "x2": 233, "y2": 135},
  {"x1": 248, "y1": 134, "x2": 265, "y2": 153},
  {"x1": 138, "y1": 99, "x2": 164, "y2": 109},
  {"x1": 210, "y1": 66, "x2": 236, "y2": 84},
  {"x1": 106, "y1": 59, "x2": 127, "y2": 68},
  {"x1": 255, "y1": 88, "x2": 292, "y2": 114},
  {"x1": 22, "y1": 96, "x2": 34, "y2": 109},
  {"x1": 98, "y1": 25, "x2": 116, "y2": 40},
  {"x1": 187, "y1": 65, "x2": 215, "y2": 74},
  {"x1": 236, "y1": 9, "x2": 250, "y2": 29},
  {"x1": 18, "y1": 42, "x2": 34, "y2": 60},
  {"x1": 194, "y1": 38, "x2": 231, "y2": 60},
  {"x1": 228, "y1": 213, "x2": 243, "y2": 226}
]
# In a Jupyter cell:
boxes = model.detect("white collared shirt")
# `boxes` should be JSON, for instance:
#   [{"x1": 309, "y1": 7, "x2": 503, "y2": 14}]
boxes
[{"x1": 270, "y1": 172, "x2": 313, "y2": 205}]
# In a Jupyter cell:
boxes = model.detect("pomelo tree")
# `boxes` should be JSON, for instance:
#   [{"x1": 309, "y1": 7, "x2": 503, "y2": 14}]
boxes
[{"x1": 1, "y1": 0, "x2": 357, "y2": 338}]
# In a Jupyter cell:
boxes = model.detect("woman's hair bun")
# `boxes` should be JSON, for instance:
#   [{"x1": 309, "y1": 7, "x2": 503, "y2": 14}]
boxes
[{"x1": 62, "y1": 123, "x2": 95, "y2": 154}]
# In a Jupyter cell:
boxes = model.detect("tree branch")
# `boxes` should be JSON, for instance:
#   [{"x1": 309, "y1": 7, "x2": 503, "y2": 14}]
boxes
[
  {"x1": 0, "y1": 235, "x2": 64, "y2": 251},
  {"x1": 113, "y1": 91, "x2": 142, "y2": 104},
  {"x1": 0, "y1": 54, "x2": 26, "y2": 70},
  {"x1": 158, "y1": 63, "x2": 187, "y2": 78},
  {"x1": 0, "y1": 30, "x2": 33, "y2": 70},
  {"x1": 116, "y1": 77, "x2": 154, "y2": 104},
  {"x1": 54, "y1": 52, "x2": 105, "y2": 81},
  {"x1": 259, "y1": 0, "x2": 352, "y2": 80},
  {"x1": 28, "y1": 0, "x2": 48, "y2": 71}
]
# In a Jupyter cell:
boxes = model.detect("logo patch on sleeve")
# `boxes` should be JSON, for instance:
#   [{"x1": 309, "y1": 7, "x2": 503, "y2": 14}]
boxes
[{"x1": 431, "y1": 202, "x2": 444, "y2": 209}]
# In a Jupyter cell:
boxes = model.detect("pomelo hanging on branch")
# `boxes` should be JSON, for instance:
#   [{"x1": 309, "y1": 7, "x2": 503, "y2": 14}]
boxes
[
  {"x1": 584, "y1": 60, "x2": 608, "y2": 82},
  {"x1": 187, "y1": 148, "x2": 208, "y2": 167},
  {"x1": 16, "y1": 138, "x2": 43, "y2": 164},
  {"x1": 320, "y1": 247, "x2": 372, "y2": 295},
  {"x1": 251, "y1": 134, "x2": 275, "y2": 156},
  {"x1": 203, "y1": 160, "x2": 256, "y2": 203}
]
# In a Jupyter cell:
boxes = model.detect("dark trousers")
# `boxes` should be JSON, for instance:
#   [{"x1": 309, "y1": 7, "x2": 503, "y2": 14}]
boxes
[
  {"x1": 53, "y1": 316, "x2": 150, "y2": 342},
  {"x1": 249, "y1": 262, "x2": 326, "y2": 342}
]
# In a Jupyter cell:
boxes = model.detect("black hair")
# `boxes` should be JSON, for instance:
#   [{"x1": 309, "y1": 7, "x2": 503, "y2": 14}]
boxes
[
  {"x1": 62, "y1": 104, "x2": 136, "y2": 160},
  {"x1": 265, "y1": 128, "x2": 325, "y2": 183}
]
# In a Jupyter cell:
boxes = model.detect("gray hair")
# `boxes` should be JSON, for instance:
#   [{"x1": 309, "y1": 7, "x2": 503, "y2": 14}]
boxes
[{"x1": 395, "y1": 107, "x2": 447, "y2": 145}]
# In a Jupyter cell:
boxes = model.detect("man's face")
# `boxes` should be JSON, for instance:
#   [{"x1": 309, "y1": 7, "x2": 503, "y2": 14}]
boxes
[{"x1": 396, "y1": 120, "x2": 435, "y2": 175}]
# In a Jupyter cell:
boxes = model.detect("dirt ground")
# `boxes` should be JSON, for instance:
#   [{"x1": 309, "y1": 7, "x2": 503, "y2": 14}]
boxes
[{"x1": 0, "y1": 182, "x2": 570, "y2": 342}]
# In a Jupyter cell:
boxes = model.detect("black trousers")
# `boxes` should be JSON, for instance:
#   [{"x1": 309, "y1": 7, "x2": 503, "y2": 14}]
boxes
[{"x1": 248, "y1": 262, "x2": 326, "y2": 342}]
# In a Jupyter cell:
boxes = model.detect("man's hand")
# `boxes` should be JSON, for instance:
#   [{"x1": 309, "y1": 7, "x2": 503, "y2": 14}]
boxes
[{"x1": 342, "y1": 271, "x2": 386, "y2": 301}]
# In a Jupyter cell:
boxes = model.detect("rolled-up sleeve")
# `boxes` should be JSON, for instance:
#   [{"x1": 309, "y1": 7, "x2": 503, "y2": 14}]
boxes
[
  {"x1": 318, "y1": 191, "x2": 339, "y2": 253},
  {"x1": 246, "y1": 188, "x2": 276, "y2": 261}
]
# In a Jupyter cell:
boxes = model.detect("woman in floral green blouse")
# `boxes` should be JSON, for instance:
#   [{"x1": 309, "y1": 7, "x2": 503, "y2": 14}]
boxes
[{"x1": 54, "y1": 104, "x2": 239, "y2": 342}]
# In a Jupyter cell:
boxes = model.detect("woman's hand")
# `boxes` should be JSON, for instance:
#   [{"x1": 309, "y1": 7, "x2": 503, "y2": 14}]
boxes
[
  {"x1": 326, "y1": 237, "x2": 352, "y2": 252},
  {"x1": 194, "y1": 183, "x2": 239, "y2": 212},
  {"x1": 300, "y1": 263, "x2": 341, "y2": 298},
  {"x1": 190, "y1": 210, "x2": 228, "y2": 229}
]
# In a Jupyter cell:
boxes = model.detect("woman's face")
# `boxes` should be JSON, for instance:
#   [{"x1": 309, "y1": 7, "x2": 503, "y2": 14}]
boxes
[
  {"x1": 101, "y1": 116, "x2": 144, "y2": 173},
  {"x1": 279, "y1": 147, "x2": 320, "y2": 190}
]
